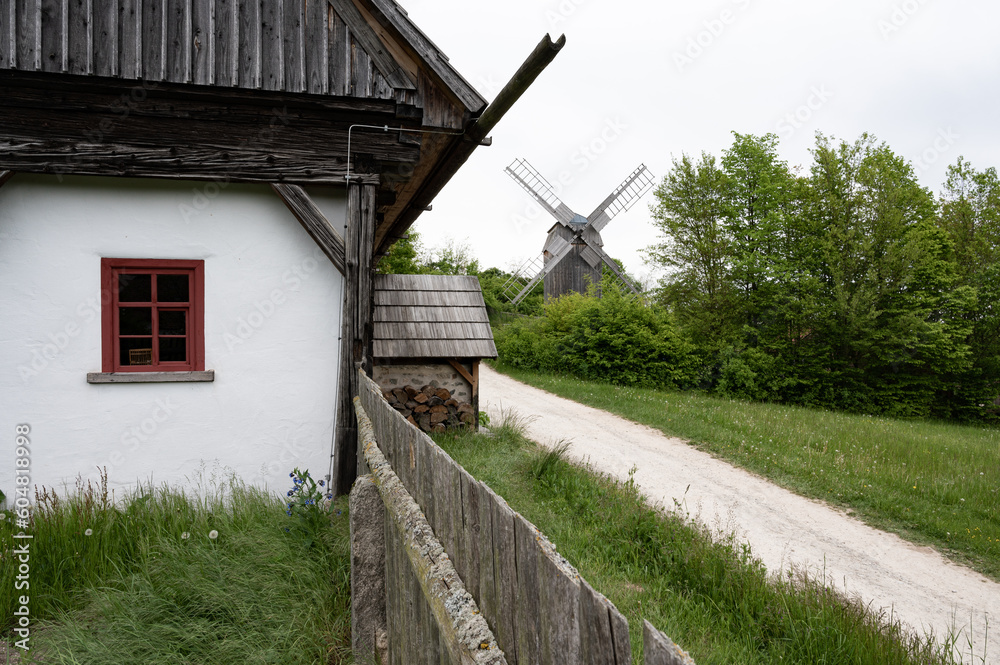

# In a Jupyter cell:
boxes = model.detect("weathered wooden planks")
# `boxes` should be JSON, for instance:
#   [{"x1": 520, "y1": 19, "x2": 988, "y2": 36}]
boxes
[
  {"x1": 335, "y1": 182, "x2": 377, "y2": 496},
  {"x1": 643, "y1": 620, "x2": 696, "y2": 665},
  {"x1": 0, "y1": 0, "x2": 461, "y2": 105},
  {"x1": 357, "y1": 370, "x2": 694, "y2": 665},
  {"x1": 271, "y1": 183, "x2": 347, "y2": 275},
  {"x1": 354, "y1": 395, "x2": 505, "y2": 665}
]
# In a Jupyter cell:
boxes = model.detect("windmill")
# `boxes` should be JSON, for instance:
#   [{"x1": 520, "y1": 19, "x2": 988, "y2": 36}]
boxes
[{"x1": 501, "y1": 159, "x2": 654, "y2": 304}]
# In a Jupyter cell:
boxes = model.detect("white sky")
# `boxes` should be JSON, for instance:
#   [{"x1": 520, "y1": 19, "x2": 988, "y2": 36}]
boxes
[{"x1": 400, "y1": 0, "x2": 1000, "y2": 285}]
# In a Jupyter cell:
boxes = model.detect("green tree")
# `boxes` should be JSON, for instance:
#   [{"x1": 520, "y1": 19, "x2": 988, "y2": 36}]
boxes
[
  {"x1": 720, "y1": 133, "x2": 795, "y2": 338},
  {"x1": 803, "y1": 134, "x2": 973, "y2": 415},
  {"x1": 647, "y1": 152, "x2": 736, "y2": 349},
  {"x1": 377, "y1": 230, "x2": 423, "y2": 274},
  {"x1": 422, "y1": 238, "x2": 480, "y2": 275},
  {"x1": 938, "y1": 157, "x2": 1000, "y2": 420}
]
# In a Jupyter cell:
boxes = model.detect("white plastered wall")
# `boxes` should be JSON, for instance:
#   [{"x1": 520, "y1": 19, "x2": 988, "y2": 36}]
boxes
[{"x1": 0, "y1": 175, "x2": 345, "y2": 500}]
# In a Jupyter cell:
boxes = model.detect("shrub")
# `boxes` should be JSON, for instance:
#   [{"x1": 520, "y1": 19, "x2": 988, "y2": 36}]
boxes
[{"x1": 494, "y1": 280, "x2": 699, "y2": 390}]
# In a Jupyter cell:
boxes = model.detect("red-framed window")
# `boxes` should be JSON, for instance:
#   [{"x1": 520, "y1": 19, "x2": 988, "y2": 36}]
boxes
[{"x1": 100, "y1": 259, "x2": 205, "y2": 373}]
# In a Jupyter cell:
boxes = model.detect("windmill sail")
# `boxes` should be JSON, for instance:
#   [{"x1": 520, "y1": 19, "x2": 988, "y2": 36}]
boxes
[
  {"x1": 579, "y1": 234, "x2": 644, "y2": 298},
  {"x1": 505, "y1": 158, "x2": 576, "y2": 226},
  {"x1": 586, "y1": 164, "x2": 655, "y2": 233},
  {"x1": 503, "y1": 237, "x2": 576, "y2": 305}
]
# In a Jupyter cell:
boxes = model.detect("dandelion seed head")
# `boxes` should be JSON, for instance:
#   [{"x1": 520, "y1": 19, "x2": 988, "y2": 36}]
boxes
[
  {"x1": 182, "y1": 532, "x2": 190, "y2": 539},
  {"x1": 84, "y1": 528, "x2": 93, "y2": 536},
  {"x1": 208, "y1": 530, "x2": 219, "y2": 540}
]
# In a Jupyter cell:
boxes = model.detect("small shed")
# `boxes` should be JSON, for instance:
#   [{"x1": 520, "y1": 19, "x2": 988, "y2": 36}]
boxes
[{"x1": 372, "y1": 274, "x2": 497, "y2": 430}]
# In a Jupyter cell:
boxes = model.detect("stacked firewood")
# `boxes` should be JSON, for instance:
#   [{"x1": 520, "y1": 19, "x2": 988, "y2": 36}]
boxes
[{"x1": 382, "y1": 384, "x2": 476, "y2": 432}]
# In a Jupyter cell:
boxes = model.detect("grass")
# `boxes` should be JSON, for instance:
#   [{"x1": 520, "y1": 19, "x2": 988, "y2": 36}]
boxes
[
  {"x1": 432, "y1": 412, "x2": 960, "y2": 665},
  {"x1": 1, "y1": 467, "x2": 352, "y2": 664},
  {"x1": 492, "y1": 363, "x2": 1000, "y2": 583}
]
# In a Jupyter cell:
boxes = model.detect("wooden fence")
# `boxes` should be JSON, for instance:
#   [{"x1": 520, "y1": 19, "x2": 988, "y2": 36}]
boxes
[{"x1": 352, "y1": 369, "x2": 694, "y2": 665}]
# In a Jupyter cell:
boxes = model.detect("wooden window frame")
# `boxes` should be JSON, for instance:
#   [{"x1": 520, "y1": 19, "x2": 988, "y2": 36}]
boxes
[{"x1": 100, "y1": 258, "x2": 205, "y2": 373}]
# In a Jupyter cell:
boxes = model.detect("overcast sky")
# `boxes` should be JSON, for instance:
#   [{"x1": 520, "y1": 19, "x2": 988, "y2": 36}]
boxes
[{"x1": 399, "y1": 0, "x2": 1000, "y2": 285}]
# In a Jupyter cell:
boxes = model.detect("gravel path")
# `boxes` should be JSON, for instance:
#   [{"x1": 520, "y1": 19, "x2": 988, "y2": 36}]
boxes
[{"x1": 480, "y1": 365, "x2": 998, "y2": 663}]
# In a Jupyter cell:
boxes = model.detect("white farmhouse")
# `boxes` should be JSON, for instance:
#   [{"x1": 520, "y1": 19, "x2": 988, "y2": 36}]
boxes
[{"x1": 0, "y1": 0, "x2": 562, "y2": 499}]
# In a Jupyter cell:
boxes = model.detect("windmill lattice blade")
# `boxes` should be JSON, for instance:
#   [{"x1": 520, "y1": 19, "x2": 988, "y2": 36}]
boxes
[
  {"x1": 500, "y1": 254, "x2": 543, "y2": 302},
  {"x1": 581, "y1": 234, "x2": 644, "y2": 298},
  {"x1": 507, "y1": 238, "x2": 577, "y2": 305},
  {"x1": 586, "y1": 164, "x2": 655, "y2": 233},
  {"x1": 505, "y1": 158, "x2": 576, "y2": 226}
]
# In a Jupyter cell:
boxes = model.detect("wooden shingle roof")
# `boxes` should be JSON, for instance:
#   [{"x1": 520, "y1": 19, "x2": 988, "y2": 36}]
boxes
[
  {"x1": 373, "y1": 274, "x2": 497, "y2": 360},
  {"x1": 0, "y1": 0, "x2": 485, "y2": 111}
]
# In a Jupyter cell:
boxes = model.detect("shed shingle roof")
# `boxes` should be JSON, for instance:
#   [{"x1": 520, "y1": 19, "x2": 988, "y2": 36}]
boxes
[{"x1": 373, "y1": 274, "x2": 497, "y2": 360}]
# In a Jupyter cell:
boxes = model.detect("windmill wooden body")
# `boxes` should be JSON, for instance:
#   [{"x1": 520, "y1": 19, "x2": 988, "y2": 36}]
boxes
[{"x1": 502, "y1": 159, "x2": 654, "y2": 304}]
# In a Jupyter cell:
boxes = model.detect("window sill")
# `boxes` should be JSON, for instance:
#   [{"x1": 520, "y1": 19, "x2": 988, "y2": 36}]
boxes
[{"x1": 87, "y1": 371, "x2": 215, "y2": 384}]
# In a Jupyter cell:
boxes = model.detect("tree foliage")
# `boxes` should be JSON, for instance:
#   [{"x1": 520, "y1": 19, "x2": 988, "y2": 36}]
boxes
[{"x1": 647, "y1": 132, "x2": 999, "y2": 422}]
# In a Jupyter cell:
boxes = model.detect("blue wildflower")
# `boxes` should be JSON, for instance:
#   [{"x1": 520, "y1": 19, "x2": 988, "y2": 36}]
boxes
[
  {"x1": 289, "y1": 472, "x2": 294, "y2": 478},
  {"x1": 286, "y1": 510, "x2": 292, "y2": 516},
  {"x1": 286, "y1": 490, "x2": 293, "y2": 497},
  {"x1": 318, "y1": 480, "x2": 325, "y2": 487}
]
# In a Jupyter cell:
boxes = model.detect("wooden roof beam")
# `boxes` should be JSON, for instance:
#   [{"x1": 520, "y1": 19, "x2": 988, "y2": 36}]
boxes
[
  {"x1": 375, "y1": 33, "x2": 566, "y2": 254},
  {"x1": 0, "y1": 171, "x2": 13, "y2": 189},
  {"x1": 272, "y1": 184, "x2": 347, "y2": 275},
  {"x1": 465, "y1": 33, "x2": 566, "y2": 145}
]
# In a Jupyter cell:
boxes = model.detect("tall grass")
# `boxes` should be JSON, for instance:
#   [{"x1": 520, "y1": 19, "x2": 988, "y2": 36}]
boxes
[
  {"x1": 1, "y1": 468, "x2": 352, "y2": 664},
  {"x1": 494, "y1": 364, "x2": 1000, "y2": 582},
  {"x1": 434, "y1": 413, "x2": 958, "y2": 665}
]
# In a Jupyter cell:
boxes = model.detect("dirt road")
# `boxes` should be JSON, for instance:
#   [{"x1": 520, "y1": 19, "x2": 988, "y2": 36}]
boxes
[{"x1": 480, "y1": 365, "x2": 998, "y2": 663}]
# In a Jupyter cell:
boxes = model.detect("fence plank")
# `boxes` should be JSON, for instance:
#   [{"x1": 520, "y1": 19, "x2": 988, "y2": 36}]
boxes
[
  {"x1": 420, "y1": 436, "x2": 436, "y2": 533},
  {"x1": 355, "y1": 392, "x2": 505, "y2": 665},
  {"x1": 432, "y1": 446, "x2": 455, "y2": 566},
  {"x1": 609, "y1": 603, "x2": 631, "y2": 665},
  {"x1": 384, "y1": 517, "x2": 398, "y2": 665},
  {"x1": 492, "y1": 493, "x2": 519, "y2": 664},
  {"x1": 579, "y1": 581, "x2": 615, "y2": 665},
  {"x1": 477, "y1": 480, "x2": 498, "y2": 636},
  {"x1": 460, "y1": 469, "x2": 480, "y2": 601},
  {"x1": 643, "y1": 620, "x2": 695, "y2": 665},
  {"x1": 538, "y1": 549, "x2": 580, "y2": 664},
  {"x1": 349, "y1": 476, "x2": 386, "y2": 663},
  {"x1": 514, "y1": 516, "x2": 541, "y2": 665}
]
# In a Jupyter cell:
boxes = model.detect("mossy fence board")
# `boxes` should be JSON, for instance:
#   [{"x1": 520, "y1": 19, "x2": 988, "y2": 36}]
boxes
[{"x1": 354, "y1": 370, "x2": 694, "y2": 664}]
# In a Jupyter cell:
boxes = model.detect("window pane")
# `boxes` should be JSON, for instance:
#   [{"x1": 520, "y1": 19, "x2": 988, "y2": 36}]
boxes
[
  {"x1": 120, "y1": 338, "x2": 153, "y2": 366},
  {"x1": 159, "y1": 310, "x2": 187, "y2": 336},
  {"x1": 118, "y1": 274, "x2": 151, "y2": 302},
  {"x1": 119, "y1": 307, "x2": 152, "y2": 335},
  {"x1": 158, "y1": 274, "x2": 189, "y2": 302},
  {"x1": 159, "y1": 337, "x2": 187, "y2": 363}
]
